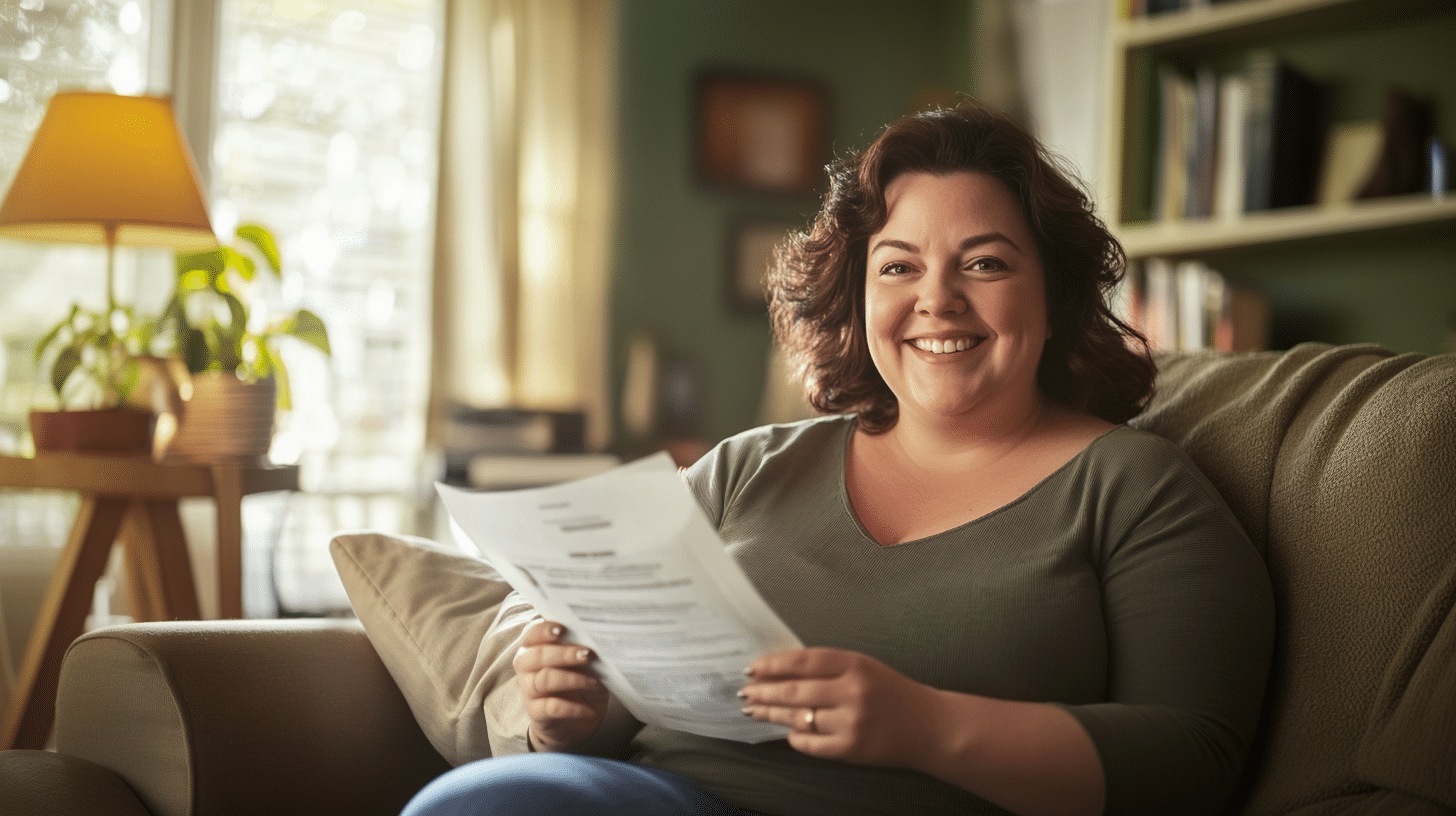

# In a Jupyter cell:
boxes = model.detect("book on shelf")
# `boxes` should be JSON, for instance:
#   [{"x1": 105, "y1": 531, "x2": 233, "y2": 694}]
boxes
[
  {"x1": 1139, "y1": 258, "x2": 1179, "y2": 352},
  {"x1": 1357, "y1": 87, "x2": 1438, "y2": 199},
  {"x1": 1318, "y1": 119, "x2": 1382, "y2": 206},
  {"x1": 1126, "y1": 259, "x2": 1269, "y2": 353},
  {"x1": 1154, "y1": 64, "x2": 1220, "y2": 221},
  {"x1": 1244, "y1": 49, "x2": 1326, "y2": 212},
  {"x1": 1188, "y1": 65, "x2": 1219, "y2": 219},
  {"x1": 1214, "y1": 73, "x2": 1248, "y2": 220},
  {"x1": 441, "y1": 406, "x2": 591, "y2": 485},
  {"x1": 1155, "y1": 66, "x2": 1196, "y2": 222}
]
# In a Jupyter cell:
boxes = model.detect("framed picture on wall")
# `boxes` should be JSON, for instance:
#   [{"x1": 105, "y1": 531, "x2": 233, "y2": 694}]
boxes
[
  {"x1": 696, "y1": 70, "x2": 829, "y2": 195},
  {"x1": 727, "y1": 217, "x2": 797, "y2": 313}
]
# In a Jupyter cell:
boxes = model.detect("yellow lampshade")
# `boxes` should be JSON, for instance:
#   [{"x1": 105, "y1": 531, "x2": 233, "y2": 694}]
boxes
[{"x1": 0, "y1": 92, "x2": 216, "y2": 250}]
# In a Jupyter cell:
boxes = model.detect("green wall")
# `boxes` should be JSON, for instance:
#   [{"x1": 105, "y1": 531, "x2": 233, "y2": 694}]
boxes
[{"x1": 609, "y1": 0, "x2": 973, "y2": 451}]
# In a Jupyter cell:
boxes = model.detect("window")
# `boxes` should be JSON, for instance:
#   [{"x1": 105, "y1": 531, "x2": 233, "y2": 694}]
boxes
[
  {"x1": 0, "y1": 0, "x2": 175, "y2": 581},
  {"x1": 0, "y1": 0, "x2": 445, "y2": 617}
]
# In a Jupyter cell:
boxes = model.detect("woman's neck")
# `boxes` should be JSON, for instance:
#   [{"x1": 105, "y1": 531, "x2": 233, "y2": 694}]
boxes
[{"x1": 881, "y1": 394, "x2": 1054, "y2": 471}]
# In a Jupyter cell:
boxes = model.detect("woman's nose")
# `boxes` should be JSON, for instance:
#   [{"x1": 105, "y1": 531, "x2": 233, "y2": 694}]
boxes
[{"x1": 915, "y1": 268, "x2": 967, "y2": 316}]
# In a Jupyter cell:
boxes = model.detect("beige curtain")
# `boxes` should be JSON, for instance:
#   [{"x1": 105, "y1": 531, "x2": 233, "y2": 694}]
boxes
[{"x1": 432, "y1": 0, "x2": 617, "y2": 450}]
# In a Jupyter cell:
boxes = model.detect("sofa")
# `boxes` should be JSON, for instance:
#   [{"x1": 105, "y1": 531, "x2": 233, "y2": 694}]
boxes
[{"x1": 0, "y1": 342, "x2": 1452, "y2": 816}]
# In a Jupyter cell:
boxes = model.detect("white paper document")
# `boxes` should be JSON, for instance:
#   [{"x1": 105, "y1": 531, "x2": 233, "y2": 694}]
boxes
[{"x1": 435, "y1": 452, "x2": 802, "y2": 743}]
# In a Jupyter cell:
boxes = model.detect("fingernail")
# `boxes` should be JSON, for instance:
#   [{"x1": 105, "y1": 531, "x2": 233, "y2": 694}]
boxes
[
  {"x1": 741, "y1": 707, "x2": 753, "y2": 716},
  {"x1": 742, "y1": 666, "x2": 756, "y2": 678},
  {"x1": 550, "y1": 625, "x2": 563, "y2": 637},
  {"x1": 735, "y1": 689, "x2": 747, "y2": 699},
  {"x1": 577, "y1": 648, "x2": 590, "y2": 661}
]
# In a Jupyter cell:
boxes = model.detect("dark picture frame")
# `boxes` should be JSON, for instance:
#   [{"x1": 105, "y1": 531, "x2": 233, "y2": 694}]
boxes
[
  {"x1": 727, "y1": 218, "x2": 797, "y2": 313},
  {"x1": 695, "y1": 70, "x2": 829, "y2": 195}
]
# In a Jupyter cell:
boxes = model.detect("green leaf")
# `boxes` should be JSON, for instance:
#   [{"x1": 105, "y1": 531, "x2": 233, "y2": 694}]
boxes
[
  {"x1": 236, "y1": 224, "x2": 281, "y2": 277},
  {"x1": 272, "y1": 356, "x2": 292, "y2": 411},
  {"x1": 179, "y1": 267, "x2": 212, "y2": 293},
  {"x1": 176, "y1": 248, "x2": 225, "y2": 281},
  {"x1": 34, "y1": 304, "x2": 81, "y2": 363},
  {"x1": 277, "y1": 309, "x2": 331, "y2": 355},
  {"x1": 181, "y1": 328, "x2": 210, "y2": 373},
  {"x1": 252, "y1": 338, "x2": 276, "y2": 378},
  {"x1": 201, "y1": 324, "x2": 233, "y2": 372},
  {"x1": 222, "y1": 291, "x2": 248, "y2": 337},
  {"x1": 50, "y1": 346, "x2": 82, "y2": 397},
  {"x1": 219, "y1": 246, "x2": 255, "y2": 284}
]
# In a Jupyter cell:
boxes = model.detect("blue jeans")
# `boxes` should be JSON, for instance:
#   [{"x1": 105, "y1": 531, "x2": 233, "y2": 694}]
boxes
[{"x1": 401, "y1": 753, "x2": 772, "y2": 816}]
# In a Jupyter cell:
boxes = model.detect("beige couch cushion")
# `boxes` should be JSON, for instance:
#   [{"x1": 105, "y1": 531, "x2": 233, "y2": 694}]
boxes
[
  {"x1": 329, "y1": 531, "x2": 536, "y2": 764},
  {"x1": 329, "y1": 531, "x2": 642, "y2": 766},
  {"x1": 1132, "y1": 343, "x2": 1456, "y2": 814}
]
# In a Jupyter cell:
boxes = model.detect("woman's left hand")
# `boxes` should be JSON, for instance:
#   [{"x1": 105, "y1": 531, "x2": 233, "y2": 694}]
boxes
[{"x1": 739, "y1": 647, "x2": 943, "y2": 767}]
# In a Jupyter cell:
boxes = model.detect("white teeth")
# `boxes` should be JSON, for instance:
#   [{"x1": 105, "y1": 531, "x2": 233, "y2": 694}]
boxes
[{"x1": 912, "y1": 337, "x2": 977, "y2": 354}]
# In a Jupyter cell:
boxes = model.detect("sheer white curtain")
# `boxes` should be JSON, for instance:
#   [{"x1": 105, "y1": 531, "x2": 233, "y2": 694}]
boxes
[
  {"x1": 1011, "y1": 0, "x2": 1111, "y2": 200},
  {"x1": 433, "y1": 0, "x2": 617, "y2": 450}
]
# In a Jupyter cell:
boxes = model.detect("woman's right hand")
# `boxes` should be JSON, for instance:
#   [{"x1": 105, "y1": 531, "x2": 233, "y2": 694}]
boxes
[{"x1": 513, "y1": 620, "x2": 609, "y2": 752}]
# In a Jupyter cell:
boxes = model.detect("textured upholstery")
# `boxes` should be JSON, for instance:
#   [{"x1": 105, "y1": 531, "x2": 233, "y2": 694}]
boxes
[
  {"x1": 1131, "y1": 344, "x2": 1456, "y2": 815},
  {"x1": 51, "y1": 620, "x2": 448, "y2": 816},
  {"x1": 0, "y1": 750, "x2": 153, "y2": 816}
]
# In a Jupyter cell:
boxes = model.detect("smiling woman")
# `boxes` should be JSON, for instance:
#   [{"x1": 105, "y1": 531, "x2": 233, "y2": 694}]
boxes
[
  {"x1": 399, "y1": 102, "x2": 1276, "y2": 816},
  {"x1": 771, "y1": 103, "x2": 1153, "y2": 436},
  {"x1": 862, "y1": 172, "x2": 1051, "y2": 431}
]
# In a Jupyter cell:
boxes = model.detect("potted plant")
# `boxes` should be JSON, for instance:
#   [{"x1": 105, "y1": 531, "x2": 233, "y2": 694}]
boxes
[
  {"x1": 151, "y1": 223, "x2": 331, "y2": 463},
  {"x1": 29, "y1": 300, "x2": 156, "y2": 454}
]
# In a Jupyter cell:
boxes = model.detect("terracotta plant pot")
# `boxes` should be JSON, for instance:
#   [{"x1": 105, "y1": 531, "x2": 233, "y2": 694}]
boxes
[
  {"x1": 29, "y1": 408, "x2": 155, "y2": 455},
  {"x1": 159, "y1": 373, "x2": 276, "y2": 465}
]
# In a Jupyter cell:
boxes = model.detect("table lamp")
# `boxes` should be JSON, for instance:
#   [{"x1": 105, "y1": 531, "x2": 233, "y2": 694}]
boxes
[{"x1": 0, "y1": 91, "x2": 218, "y2": 312}]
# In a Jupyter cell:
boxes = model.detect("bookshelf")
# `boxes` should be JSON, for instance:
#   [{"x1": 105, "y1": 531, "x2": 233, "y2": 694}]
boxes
[
  {"x1": 1118, "y1": 194, "x2": 1456, "y2": 259},
  {"x1": 1103, "y1": 0, "x2": 1456, "y2": 353}
]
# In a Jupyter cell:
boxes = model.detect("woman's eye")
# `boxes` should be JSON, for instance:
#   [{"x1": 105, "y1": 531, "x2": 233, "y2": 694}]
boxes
[
  {"x1": 879, "y1": 262, "x2": 912, "y2": 276},
  {"x1": 967, "y1": 257, "x2": 1007, "y2": 273}
]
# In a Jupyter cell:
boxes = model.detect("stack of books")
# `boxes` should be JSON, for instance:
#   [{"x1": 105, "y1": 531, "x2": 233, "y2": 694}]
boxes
[
  {"x1": 1121, "y1": 259, "x2": 1269, "y2": 353},
  {"x1": 1153, "y1": 50, "x2": 1326, "y2": 222}
]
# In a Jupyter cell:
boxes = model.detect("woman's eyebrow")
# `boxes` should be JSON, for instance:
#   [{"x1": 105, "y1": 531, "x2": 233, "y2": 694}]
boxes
[
  {"x1": 960, "y1": 231, "x2": 1020, "y2": 252},
  {"x1": 869, "y1": 231, "x2": 1021, "y2": 255},
  {"x1": 869, "y1": 238, "x2": 918, "y2": 254}
]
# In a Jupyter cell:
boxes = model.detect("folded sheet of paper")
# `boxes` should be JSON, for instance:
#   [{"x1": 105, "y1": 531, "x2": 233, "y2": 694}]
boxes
[{"x1": 436, "y1": 452, "x2": 802, "y2": 743}]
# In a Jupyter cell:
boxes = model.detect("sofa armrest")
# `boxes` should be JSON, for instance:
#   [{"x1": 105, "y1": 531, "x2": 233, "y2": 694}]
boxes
[
  {"x1": 54, "y1": 619, "x2": 450, "y2": 816},
  {"x1": 0, "y1": 749, "x2": 154, "y2": 816}
]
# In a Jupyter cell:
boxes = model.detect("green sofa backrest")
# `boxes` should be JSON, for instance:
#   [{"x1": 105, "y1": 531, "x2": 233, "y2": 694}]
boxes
[{"x1": 1132, "y1": 343, "x2": 1456, "y2": 815}]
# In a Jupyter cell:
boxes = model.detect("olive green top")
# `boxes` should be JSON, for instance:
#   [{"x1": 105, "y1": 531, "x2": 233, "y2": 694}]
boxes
[{"x1": 632, "y1": 415, "x2": 1274, "y2": 816}]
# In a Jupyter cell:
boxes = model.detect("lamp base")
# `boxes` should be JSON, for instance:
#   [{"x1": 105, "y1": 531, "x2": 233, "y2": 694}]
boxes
[{"x1": 29, "y1": 408, "x2": 154, "y2": 456}]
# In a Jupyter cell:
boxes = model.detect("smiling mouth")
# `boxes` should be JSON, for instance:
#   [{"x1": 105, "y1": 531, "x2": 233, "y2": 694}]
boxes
[{"x1": 908, "y1": 336, "x2": 984, "y2": 354}]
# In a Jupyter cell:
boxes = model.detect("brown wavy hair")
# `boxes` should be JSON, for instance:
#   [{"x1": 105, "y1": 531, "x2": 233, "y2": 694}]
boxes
[{"x1": 768, "y1": 101, "x2": 1154, "y2": 433}]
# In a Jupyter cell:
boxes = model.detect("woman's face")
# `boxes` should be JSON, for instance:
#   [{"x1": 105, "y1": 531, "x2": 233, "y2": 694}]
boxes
[{"x1": 863, "y1": 171, "x2": 1049, "y2": 424}]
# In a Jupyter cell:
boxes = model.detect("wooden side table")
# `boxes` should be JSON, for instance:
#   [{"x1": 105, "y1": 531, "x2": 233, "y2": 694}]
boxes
[{"x1": 0, "y1": 453, "x2": 298, "y2": 750}]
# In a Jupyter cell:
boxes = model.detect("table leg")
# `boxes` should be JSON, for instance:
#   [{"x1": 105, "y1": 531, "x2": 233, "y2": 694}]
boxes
[
  {"x1": 122, "y1": 500, "x2": 201, "y2": 622},
  {"x1": 2, "y1": 496, "x2": 126, "y2": 750},
  {"x1": 212, "y1": 466, "x2": 244, "y2": 619},
  {"x1": 122, "y1": 504, "x2": 166, "y2": 623}
]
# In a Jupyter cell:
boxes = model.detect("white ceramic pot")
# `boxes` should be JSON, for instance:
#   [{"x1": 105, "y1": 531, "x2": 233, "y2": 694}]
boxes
[{"x1": 159, "y1": 372, "x2": 276, "y2": 465}]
